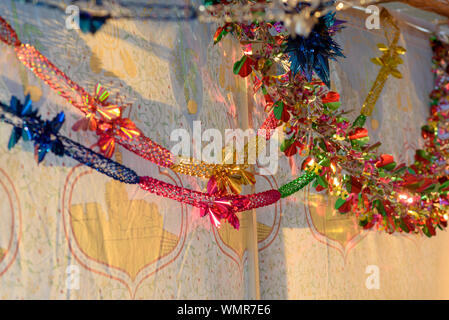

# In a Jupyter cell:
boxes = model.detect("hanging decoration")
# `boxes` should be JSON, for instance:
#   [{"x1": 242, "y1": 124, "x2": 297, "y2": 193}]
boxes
[
  {"x1": 0, "y1": 15, "x2": 255, "y2": 195},
  {"x1": 285, "y1": 10, "x2": 345, "y2": 87},
  {"x1": 209, "y1": 2, "x2": 449, "y2": 237},
  {"x1": 420, "y1": 37, "x2": 449, "y2": 179},
  {"x1": 0, "y1": 96, "x2": 280, "y2": 229},
  {"x1": 0, "y1": 5, "x2": 448, "y2": 237},
  {"x1": 360, "y1": 9, "x2": 406, "y2": 116}
]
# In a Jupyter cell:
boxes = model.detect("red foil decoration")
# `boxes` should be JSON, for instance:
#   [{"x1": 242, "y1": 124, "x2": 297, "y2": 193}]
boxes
[{"x1": 139, "y1": 176, "x2": 281, "y2": 229}]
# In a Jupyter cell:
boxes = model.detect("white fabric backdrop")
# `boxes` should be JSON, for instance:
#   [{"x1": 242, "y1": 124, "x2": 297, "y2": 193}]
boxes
[{"x1": 0, "y1": 1, "x2": 448, "y2": 299}]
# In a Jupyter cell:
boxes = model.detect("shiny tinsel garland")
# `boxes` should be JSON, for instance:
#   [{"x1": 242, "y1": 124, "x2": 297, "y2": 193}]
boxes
[
  {"x1": 0, "y1": 95, "x2": 281, "y2": 229},
  {"x1": 211, "y1": 2, "x2": 449, "y2": 237},
  {"x1": 0, "y1": 15, "x2": 259, "y2": 195},
  {"x1": 1, "y1": 4, "x2": 448, "y2": 236}
]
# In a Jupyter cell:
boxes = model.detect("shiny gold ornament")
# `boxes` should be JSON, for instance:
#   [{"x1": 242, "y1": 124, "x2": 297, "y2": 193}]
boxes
[
  {"x1": 171, "y1": 156, "x2": 255, "y2": 194},
  {"x1": 171, "y1": 132, "x2": 266, "y2": 193},
  {"x1": 361, "y1": 9, "x2": 406, "y2": 117},
  {"x1": 214, "y1": 164, "x2": 256, "y2": 195}
]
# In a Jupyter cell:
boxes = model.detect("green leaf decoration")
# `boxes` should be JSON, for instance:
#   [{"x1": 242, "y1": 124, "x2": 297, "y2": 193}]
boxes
[
  {"x1": 439, "y1": 180, "x2": 449, "y2": 191},
  {"x1": 352, "y1": 114, "x2": 367, "y2": 128},
  {"x1": 345, "y1": 180, "x2": 352, "y2": 193},
  {"x1": 264, "y1": 59, "x2": 273, "y2": 70},
  {"x1": 335, "y1": 197, "x2": 346, "y2": 210},
  {"x1": 359, "y1": 218, "x2": 369, "y2": 227},
  {"x1": 316, "y1": 175, "x2": 328, "y2": 188},
  {"x1": 233, "y1": 55, "x2": 247, "y2": 75},
  {"x1": 336, "y1": 116, "x2": 350, "y2": 123},
  {"x1": 422, "y1": 225, "x2": 432, "y2": 238},
  {"x1": 382, "y1": 162, "x2": 397, "y2": 171},
  {"x1": 423, "y1": 183, "x2": 438, "y2": 193},
  {"x1": 378, "y1": 170, "x2": 387, "y2": 178},
  {"x1": 214, "y1": 28, "x2": 228, "y2": 44},
  {"x1": 392, "y1": 165, "x2": 407, "y2": 175},
  {"x1": 204, "y1": 0, "x2": 220, "y2": 6},
  {"x1": 358, "y1": 193, "x2": 364, "y2": 208},
  {"x1": 373, "y1": 199, "x2": 386, "y2": 216},
  {"x1": 273, "y1": 101, "x2": 284, "y2": 120},
  {"x1": 280, "y1": 138, "x2": 294, "y2": 152},
  {"x1": 350, "y1": 136, "x2": 370, "y2": 149},
  {"x1": 416, "y1": 149, "x2": 432, "y2": 161},
  {"x1": 324, "y1": 101, "x2": 341, "y2": 111},
  {"x1": 318, "y1": 157, "x2": 330, "y2": 167}
]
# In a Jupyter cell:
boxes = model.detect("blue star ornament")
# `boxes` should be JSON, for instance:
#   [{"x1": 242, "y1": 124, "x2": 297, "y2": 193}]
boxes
[
  {"x1": 285, "y1": 11, "x2": 345, "y2": 87},
  {"x1": 7, "y1": 95, "x2": 36, "y2": 150},
  {"x1": 34, "y1": 112, "x2": 65, "y2": 163}
]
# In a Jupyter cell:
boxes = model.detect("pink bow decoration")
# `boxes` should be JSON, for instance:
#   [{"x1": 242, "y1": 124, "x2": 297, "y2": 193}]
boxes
[{"x1": 200, "y1": 177, "x2": 249, "y2": 229}]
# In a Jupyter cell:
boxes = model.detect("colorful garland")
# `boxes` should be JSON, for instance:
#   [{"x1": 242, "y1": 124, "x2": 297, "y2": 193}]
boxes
[
  {"x1": 210, "y1": 1, "x2": 449, "y2": 237},
  {"x1": 0, "y1": 95, "x2": 280, "y2": 229},
  {"x1": 421, "y1": 37, "x2": 449, "y2": 183},
  {"x1": 0, "y1": 15, "x2": 259, "y2": 195},
  {"x1": 0, "y1": 3, "x2": 448, "y2": 237}
]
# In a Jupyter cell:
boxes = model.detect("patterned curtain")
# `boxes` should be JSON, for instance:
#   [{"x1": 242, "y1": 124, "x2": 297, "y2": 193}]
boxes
[{"x1": 0, "y1": 2, "x2": 448, "y2": 299}]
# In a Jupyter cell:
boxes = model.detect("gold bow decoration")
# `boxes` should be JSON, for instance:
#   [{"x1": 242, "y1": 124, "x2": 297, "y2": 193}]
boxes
[
  {"x1": 172, "y1": 157, "x2": 255, "y2": 195},
  {"x1": 361, "y1": 9, "x2": 406, "y2": 116},
  {"x1": 172, "y1": 149, "x2": 256, "y2": 195},
  {"x1": 171, "y1": 133, "x2": 266, "y2": 194},
  {"x1": 213, "y1": 164, "x2": 256, "y2": 195},
  {"x1": 214, "y1": 145, "x2": 257, "y2": 194},
  {"x1": 371, "y1": 43, "x2": 406, "y2": 78}
]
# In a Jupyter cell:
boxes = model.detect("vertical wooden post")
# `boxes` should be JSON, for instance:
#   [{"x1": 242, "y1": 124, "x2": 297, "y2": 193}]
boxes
[
  {"x1": 241, "y1": 77, "x2": 261, "y2": 300},
  {"x1": 246, "y1": 199, "x2": 261, "y2": 299}
]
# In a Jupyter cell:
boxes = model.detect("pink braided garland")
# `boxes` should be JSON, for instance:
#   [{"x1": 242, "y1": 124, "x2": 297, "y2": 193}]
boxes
[{"x1": 139, "y1": 176, "x2": 281, "y2": 212}]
